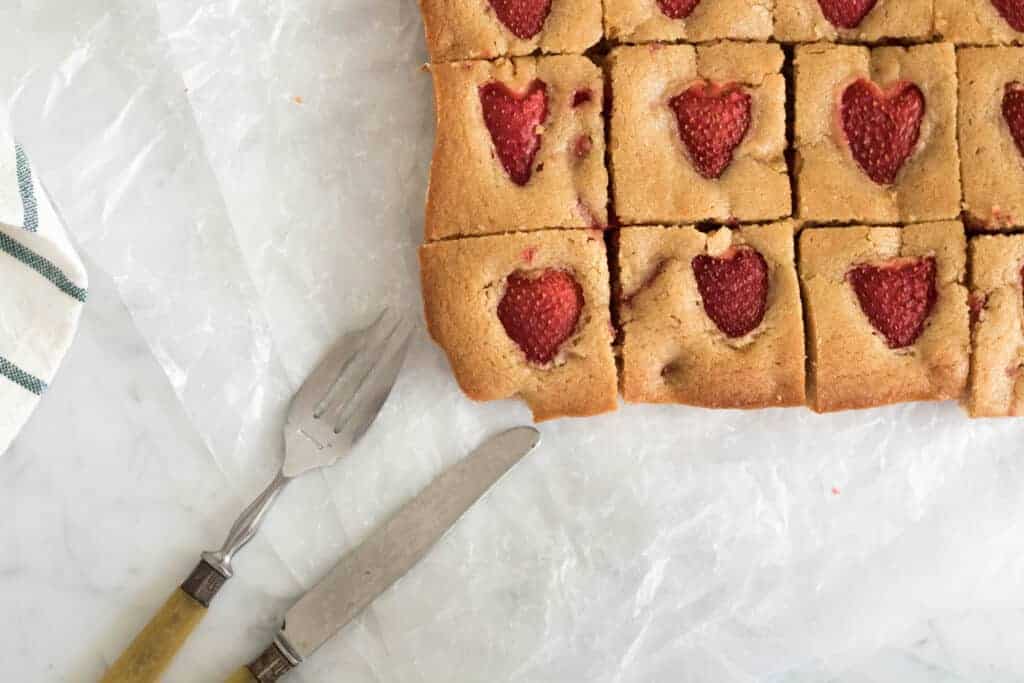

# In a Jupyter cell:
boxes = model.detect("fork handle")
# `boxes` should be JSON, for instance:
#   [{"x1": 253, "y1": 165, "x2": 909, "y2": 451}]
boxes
[{"x1": 100, "y1": 560, "x2": 228, "y2": 683}]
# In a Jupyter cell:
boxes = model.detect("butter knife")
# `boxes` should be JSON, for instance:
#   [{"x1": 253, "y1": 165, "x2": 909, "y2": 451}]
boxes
[{"x1": 224, "y1": 425, "x2": 541, "y2": 682}]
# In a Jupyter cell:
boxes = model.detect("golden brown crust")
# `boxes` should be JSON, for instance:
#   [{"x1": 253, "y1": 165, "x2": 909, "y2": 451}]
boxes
[
  {"x1": 799, "y1": 221, "x2": 970, "y2": 412},
  {"x1": 967, "y1": 235, "x2": 1024, "y2": 417},
  {"x1": 618, "y1": 221, "x2": 806, "y2": 408},
  {"x1": 958, "y1": 47, "x2": 1024, "y2": 230},
  {"x1": 419, "y1": 230, "x2": 618, "y2": 421},
  {"x1": 936, "y1": 0, "x2": 1024, "y2": 44},
  {"x1": 418, "y1": 0, "x2": 602, "y2": 62},
  {"x1": 609, "y1": 42, "x2": 790, "y2": 225},
  {"x1": 774, "y1": 0, "x2": 932, "y2": 42},
  {"x1": 604, "y1": 0, "x2": 773, "y2": 43},
  {"x1": 425, "y1": 56, "x2": 608, "y2": 241},
  {"x1": 793, "y1": 43, "x2": 961, "y2": 224}
]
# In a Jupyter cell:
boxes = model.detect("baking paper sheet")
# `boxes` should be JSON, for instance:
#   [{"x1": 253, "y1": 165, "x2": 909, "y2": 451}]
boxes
[{"x1": 5, "y1": 1, "x2": 1024, "y2": 680}]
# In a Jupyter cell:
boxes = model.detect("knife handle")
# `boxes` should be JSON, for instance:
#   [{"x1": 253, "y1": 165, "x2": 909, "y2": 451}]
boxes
[
  {"x1": 225, "y1": 668, "x2": 257, "y2": 683},
  {"x1": 100, "y1": 560, "x2": 228, "y2": 683}
]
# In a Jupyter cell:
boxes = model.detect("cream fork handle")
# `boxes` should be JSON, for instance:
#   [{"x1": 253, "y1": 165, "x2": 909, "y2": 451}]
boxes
[{"x1": 100, "y1": 472, "x2": 290, "y2": 683}]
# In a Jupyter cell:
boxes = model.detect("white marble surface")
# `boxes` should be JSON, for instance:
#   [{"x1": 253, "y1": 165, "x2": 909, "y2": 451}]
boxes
[{"x1": 4, "y1": 1, "x2": 1024, "y2": 682}]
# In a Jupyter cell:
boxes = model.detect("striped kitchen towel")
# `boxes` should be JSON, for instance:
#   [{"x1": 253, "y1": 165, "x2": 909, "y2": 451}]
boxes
[{"x1": 0, "y1": 123, "x2": 87, "y2": 456}]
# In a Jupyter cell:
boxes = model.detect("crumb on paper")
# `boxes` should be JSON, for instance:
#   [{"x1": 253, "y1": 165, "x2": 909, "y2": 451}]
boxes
[{"x1": 293, "y1": 95, "x2": 304, "y2": 104}]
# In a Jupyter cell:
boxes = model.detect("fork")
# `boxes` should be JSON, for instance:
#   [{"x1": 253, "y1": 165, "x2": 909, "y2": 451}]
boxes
[{"x1": 100, "y1": 309, "x2": 412, "y2": 683}]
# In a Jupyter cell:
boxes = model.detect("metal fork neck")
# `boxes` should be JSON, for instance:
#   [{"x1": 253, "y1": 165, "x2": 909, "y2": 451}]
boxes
[{"x1": 202, "y1": 470, "x2": 291, "y2": 578}]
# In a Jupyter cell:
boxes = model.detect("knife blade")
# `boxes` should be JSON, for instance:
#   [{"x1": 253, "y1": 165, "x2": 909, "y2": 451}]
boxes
[{"x1": 225, "y1": 425, "x2": 541, "y2": 683}]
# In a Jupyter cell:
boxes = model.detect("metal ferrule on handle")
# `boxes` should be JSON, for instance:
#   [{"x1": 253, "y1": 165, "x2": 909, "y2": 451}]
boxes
[{"x1": 100, "y1": 473, "x2": 290, "y2": 683}]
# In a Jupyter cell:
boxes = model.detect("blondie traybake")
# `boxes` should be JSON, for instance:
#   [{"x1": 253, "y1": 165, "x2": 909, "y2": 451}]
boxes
[
  {"x1": 610, "y1": 42, "x2": 789, "y2": 225},
  {"x1": 958, "y1": 47, "x2": 1024, "y2": 230},
  {"x1": 793, "y1": 43, "x2": 961, "y2": 225},
  {"x1": 618, "y1": 221, "x2": 805, "y2": 408},
  {"x1": 425, "y1": 55, "x2": 608, "y2": 241},
  {"x1": 775, "y1": 0, "x2": 932, "y2": 43},
  {"x1": 420, "y1": 230, "x2": 617, "y2": 421},
  {"x1": 418, "y1": 0, "x2": 603, "y2": 62},
  {"x1": 416, "y1": 0, "x2": 1024, "y2": 420},
  {"x1": 799, "y1": 222, "x2": 969, "y2": 412},
  {"x1": 967, "y1": 235, "x2": 1024, "y2": 417},
  {"x1": 604, "y1": 0, "x2": 773, "y2": 44}
]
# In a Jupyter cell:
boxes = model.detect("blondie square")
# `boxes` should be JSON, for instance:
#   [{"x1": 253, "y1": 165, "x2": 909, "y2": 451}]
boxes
[
  {"x1": 958, "y1": 48, "x2": 1024, "y2": 229},
  {"x1": 794, "y1": 43, "x2": 961, "y2": 224},
  {"x1": 936, "y1": 0, "x2": 1024, "y2": 44},
  {"x1": 774, "y1": 0, "x2": 932, "y2": 43},
  {"x1": 799, "y1": 221, "x2": 970, "y2": 412},
  {"x1": 966, "y1": 235, "x2": 1024, "y2": 416},
  {"x1": 604, "y1": 0, "x2": 773, "y2": 44},
  {"x1": 419, "y1": 229, "x2": 617, "y2": 421},
  {"x1": 609, "y1": 43, "x2": 790, "y2": 225},
  {"x1": 618, "y1": 221, "x2": 806, "y2": 408},
  {"x1": 418, "y1": 0, "x2": 603, "y2": 62},
  {"x1": 425, "y1": 56, "x2": 608, "y2": 241}
]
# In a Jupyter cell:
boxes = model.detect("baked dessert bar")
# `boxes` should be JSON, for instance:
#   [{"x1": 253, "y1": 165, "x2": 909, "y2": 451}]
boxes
[
  {"x1": 958, "y1": 47, "x2": 1024, "y2": 230},
  {"x1": 609, "y1": 42, "x2": 790, "y2": 225},
  {"x1": 425, "y1": 56, "x2": 608, "y2": 241},
  {"x1": 966, "y1": 235, "x2": 1024, "y2": 416},
  {"x1": 774, "y1": 0, "x2": 932, "y2": 43},
  {"x1": 418, "y1": 0, "x2": 602, "y2": 62},
  {"x1": 793, "y1": 43, "x2": 961, "y2": 224},
  {"x1": 604, "y1": 0, "x2": 773, "y2": 44},
  {"x1": 799, "y1": 221, "x2": 969, "y2": 412},
  {"x1": 618, "y1": 221, "x2": 806, "y2": 408},
  {"x1": 419, "y1": 229, "x2": 617, "y2": 420},
  {"x1": 936, "y1": 0, "x2": 1024, "y2": 44}
]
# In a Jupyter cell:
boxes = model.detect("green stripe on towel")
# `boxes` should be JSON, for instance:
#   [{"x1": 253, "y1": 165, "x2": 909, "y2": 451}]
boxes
[
  {"x1": 0, "y1": 356, "x2": 46, "y2": 395},
  {"x1": 15, "y1": 144, "x2": 38, "y2": 233},
  {"x1": 0, "y1": 231, "x2": 87, "y2": 302}
]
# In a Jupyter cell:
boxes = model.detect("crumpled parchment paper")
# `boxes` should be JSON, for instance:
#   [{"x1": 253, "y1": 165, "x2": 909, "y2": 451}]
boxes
[{"x1": 5, "y1": 1, "x2": 1024, "y2": 681}]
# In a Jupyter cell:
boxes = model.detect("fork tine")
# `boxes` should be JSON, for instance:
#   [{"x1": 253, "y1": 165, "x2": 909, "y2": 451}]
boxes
[
  {"x1": 286, "y1": 308, "x2": 396, "y2": 428},
  {"x1": 333, "y1": 322, "x2": 412, "y2": 445},
  {"x1": 321, "y1": 312, "x2": 404, "y2": 423},
  {"x1": 315, "y1": 309, "x2": 399, "y2": 417}
]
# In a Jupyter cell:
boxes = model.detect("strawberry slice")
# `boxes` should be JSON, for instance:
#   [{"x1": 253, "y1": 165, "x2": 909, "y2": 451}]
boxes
[
  {"x1": 840, "y1": 79, "x2": 925, "y2": 185},
  {"x1": 990, "y1": 0, "x2": 1024, "y2": 31},
  {"x1": 816, "y1": 0, "x2": 878, "y2": 28},
  {"x1": 498, "y1": 269, "x2": 583, "y2": 364},
  {"x1": 479, "y1": 80, "x2": 549, "y2": 186},
  {"x1": 1003, "y1": 82, "x2": 1024, "y2": 159},
  {"x1": 669, "y1": 81, "x2": 751, "y2": 180},
  {"x1": 847, "y1": 257, "x2": 937, "y2": 349},
  {"x1": 691, "y1": 247, "x2": 769, "y2": 338},
  {"x1": 487, "y1": 0, "x2": 552, "y2": 39},
  {"x1": 657, "y1": 0, "x2": 703, "y2": 19}
]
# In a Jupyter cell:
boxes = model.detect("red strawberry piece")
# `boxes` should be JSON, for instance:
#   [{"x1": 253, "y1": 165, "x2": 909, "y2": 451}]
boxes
[
  {"x1": 847, "y1": 257, "x2": 937, "y2": 349},
  {"x1": 479, "y1": 80, "x2": 548, "y2": 186},
  {"x1": 815, "y1": 0, "x2": 878, "y2": 28},
  {"x1": 657, "y1": 0, "x2": 703, "y2": 19},
  {"x1": 1003, "y1": 82, "x2": 1024, "y2": 159},
  {"x1": 691, "y1": 247, "x2": 769, "y2": 338},
  {"x1": 487, "y1": 0, "x2": 552, "y2": 39},
  {"x1": 572, "y1": 134, "x2": 593, "y2": 160},
  {"x1": 571, "y1": 88, "x2": 593, "y2": 108},
  {"x1": 840, "y1": 79, "x2": 925, "y2": 185},
  {"x1": 968, "y1": 291, "x2": 986, "y2": 327},
  {"x1": 991, "y1": 0, "x2": 1024, "y2": 31},
  {"x1": 669, "y1": 81, "x2": 751, "y2": 180},
  {"x1": 498, "y1": 269, "x2": 583, "y2": 364}
]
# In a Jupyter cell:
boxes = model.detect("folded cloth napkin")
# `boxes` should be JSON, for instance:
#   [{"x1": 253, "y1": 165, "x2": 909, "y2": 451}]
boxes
[{"x1": 0, "y1": 120, "x2": 87, "y2": 456}]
